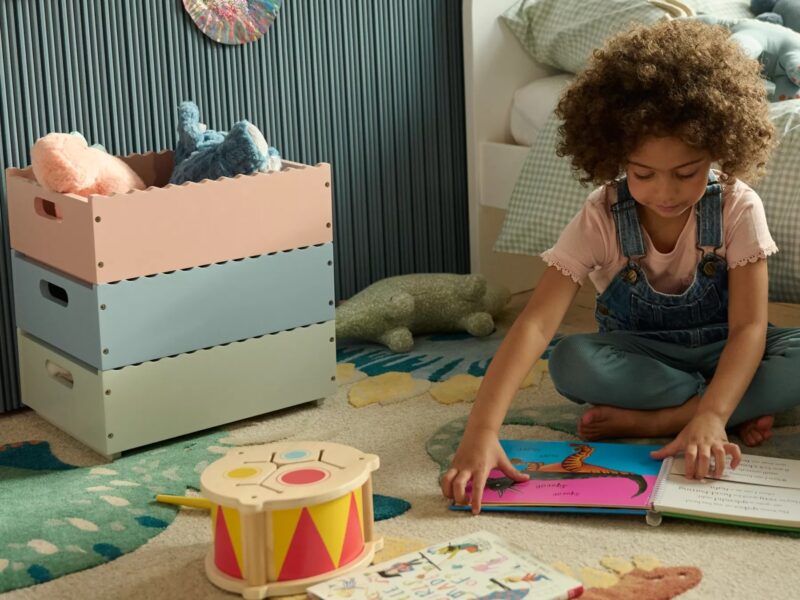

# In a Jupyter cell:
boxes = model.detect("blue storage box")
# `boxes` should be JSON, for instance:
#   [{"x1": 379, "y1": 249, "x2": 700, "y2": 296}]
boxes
[{"x1": 12, "y1": 244, "x2": 335, "y2": 370}]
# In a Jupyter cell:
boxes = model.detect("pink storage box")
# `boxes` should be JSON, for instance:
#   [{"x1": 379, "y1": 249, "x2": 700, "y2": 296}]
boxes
[{"x1": 5, "y1": 152, "x2": 333, "y2": 284}]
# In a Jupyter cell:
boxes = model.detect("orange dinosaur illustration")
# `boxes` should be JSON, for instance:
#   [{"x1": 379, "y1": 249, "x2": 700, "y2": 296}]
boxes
[{"x1": 486, "y1": 443, "x2": 648, "y2": 498}]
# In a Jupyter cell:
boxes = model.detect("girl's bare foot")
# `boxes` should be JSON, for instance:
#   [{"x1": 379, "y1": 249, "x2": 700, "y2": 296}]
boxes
[
  {"x1": 578, "y1": 397, "x2": 700, "y2": 441},
  {"x1": 579, "y1": 406, "x2": 645, "y2": 440},
  {"x1": 738, "y1": 415, "x2": 774, "y2": 447}
]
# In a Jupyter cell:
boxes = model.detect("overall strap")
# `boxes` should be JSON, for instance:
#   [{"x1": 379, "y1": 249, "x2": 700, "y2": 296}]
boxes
[
  {"x1": 611, "y1": 178, "x2": 646, "y2": 259},
  {"x1": 696, "y1": 172, "x2": 723, "y2": 250}
]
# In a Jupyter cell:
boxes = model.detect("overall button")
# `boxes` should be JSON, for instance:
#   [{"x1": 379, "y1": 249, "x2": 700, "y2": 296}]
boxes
[
  {"x1": 703, "y1": 262, "x2": 716, "y2": 276},
  {"x1": 625, "y1": 269, "x2": 638, "y2": 283},
  {"x1": 597, "y1": 304, "x2": 609, "y2": 315}
]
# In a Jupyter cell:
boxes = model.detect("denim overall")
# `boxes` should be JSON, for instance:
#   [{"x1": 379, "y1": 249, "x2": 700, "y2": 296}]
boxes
[
  {"x1": 594, "y1": 173, "x2": 729, "y2": 347},
  {"x1": 548, "y1": 173, "x2": 800, "y2": 425}
]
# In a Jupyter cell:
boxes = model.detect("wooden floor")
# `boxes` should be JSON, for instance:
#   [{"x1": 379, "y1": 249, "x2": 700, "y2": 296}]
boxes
[{"x1": 508, "y1": 284, "x2": 800, "y2": 335}]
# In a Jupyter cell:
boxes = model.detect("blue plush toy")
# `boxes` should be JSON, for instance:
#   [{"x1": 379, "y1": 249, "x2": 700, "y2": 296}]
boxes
[
  {"x1": 752, "y1": 0, "x2": 800, "y2": 33},
  {"x1": 696, "y1": 16, "x2": 800, "y2": 101},
  {"x1": 170, "y1": 101, "x2": 282, "y2": 185}
]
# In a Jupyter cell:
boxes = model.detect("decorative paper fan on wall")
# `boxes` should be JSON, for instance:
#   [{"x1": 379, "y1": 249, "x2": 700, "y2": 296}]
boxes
[{"x1": 183, "y1": 0, "x2": 281, "y2": 45}]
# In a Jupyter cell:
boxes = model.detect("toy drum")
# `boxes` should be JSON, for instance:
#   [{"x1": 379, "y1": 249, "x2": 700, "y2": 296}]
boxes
[{"x1": 200, "y1": 441, "x2": 383, "y2": 599}]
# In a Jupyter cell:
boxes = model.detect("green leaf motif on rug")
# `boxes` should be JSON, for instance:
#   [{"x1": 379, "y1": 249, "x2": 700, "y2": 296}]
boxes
[
  {"x1": 337, "y1": 332, "x2": 561, "y2": 382},
  {"x1": 0, "y1": 431, "x2": 231, "y2": 592},
  {"x1": 425, "y1": 405, "x2": 584, "y2": 478}
]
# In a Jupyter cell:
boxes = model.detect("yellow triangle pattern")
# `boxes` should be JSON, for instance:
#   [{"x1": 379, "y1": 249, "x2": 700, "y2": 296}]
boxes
[
  {"x1": 222, "y1": 506, "x2": 244, "y2": 571},
  {"x1": 356, "y1": 487, "x2": 364, "y2": 529},
  {"x1": 307, "y1": 492, "x2": 352, "y2": 566},
  {"x1": 272, "y1": 506, "x2": 303, "y2": 574},
  {"x1": 211, "y1": 504, "x2": 219, "y2": 531}
]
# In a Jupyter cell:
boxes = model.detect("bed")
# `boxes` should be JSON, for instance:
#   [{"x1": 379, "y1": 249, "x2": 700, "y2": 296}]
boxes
[
  {"x1": 463, "y1": 0, "x2": 800, "y2": 304},
  {"x1": 463, "y1": 0, "x2": 555, "y2": 294}
]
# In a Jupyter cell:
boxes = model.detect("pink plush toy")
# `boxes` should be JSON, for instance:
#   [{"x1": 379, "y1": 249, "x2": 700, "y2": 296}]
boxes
[{"x1": 30, "y1": 132, "x2": 146, "y2": 197}]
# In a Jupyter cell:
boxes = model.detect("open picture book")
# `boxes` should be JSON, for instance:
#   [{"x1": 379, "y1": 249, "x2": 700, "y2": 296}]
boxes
[
  {"x1": 307, "y1": 530, "x2": 583, "y2": 600},
  {"x1": 454, "y1": 440, "x2": 800, "y2": 532}
]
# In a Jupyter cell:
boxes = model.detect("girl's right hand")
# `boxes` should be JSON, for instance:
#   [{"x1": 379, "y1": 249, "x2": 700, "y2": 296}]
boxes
[{"x1": 440, "y1": 426, "x2": 529, "y2": 514}]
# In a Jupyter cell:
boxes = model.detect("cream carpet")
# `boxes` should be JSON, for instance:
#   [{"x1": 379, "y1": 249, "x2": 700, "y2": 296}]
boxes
[{"x1": 2, "y1": 355, "x2": 800, "y2": 600}]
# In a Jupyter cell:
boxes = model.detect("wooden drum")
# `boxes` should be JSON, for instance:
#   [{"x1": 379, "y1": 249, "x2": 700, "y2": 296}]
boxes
[{"x1": 200, "y1": 441, "x2": 383, "y2": 599}]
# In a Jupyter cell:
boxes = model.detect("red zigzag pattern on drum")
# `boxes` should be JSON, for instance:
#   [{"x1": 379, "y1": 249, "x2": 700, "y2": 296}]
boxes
[
  {"x1": 214, "y1": 509, "x2": 242, "y2": 579},
  {"x1": 279, "y1": 508, "x2": 336, "y2": 580},
  {"x1": 339, "y1": 493, "x2": 364, "y2": 567}
]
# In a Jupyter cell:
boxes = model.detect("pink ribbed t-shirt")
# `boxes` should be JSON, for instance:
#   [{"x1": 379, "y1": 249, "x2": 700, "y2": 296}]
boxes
[{"x1": 540, "y1": 178, "x2": 778, "y2": 295}]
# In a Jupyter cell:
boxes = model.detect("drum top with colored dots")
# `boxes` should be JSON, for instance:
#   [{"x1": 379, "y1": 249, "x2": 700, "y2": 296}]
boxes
[{"x1": 200, "y1": 442, "x2": 379, "y2": 513}]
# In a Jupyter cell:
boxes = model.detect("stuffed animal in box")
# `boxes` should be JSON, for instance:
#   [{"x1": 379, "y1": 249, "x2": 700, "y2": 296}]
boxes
[
  {"x1": 170, "y1": 101, "x2": 282, "y2": 185},
  {"x1": 731, "y1": 18, "x2": 800, "y2": 100},
  {"x1": 30, "y1": 132, "x2": 146, "y2": 197},
  {"x1": 696, "y1": 15, "x2": 800, "y2": 101},
  {"x1": 752, "y1": 0, "x2": 800, "y2": 33},
  {"x1": 335, "y1": 273, "x2": 511, "y2": 353}
]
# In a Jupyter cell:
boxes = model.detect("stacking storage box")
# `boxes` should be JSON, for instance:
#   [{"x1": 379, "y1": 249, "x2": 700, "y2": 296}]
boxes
[
  {"x1": 6, "y1": 153, "x2": 333, "y2": 283},
  {"x1": 16, "y1": 324, "x2": 335, "y2": 457},
  {"x1": 12, "y1": 246, "x2": 335, "y2": 370},
  {"x1": 7, "y1": 152, "x2": 337, "y2": 457}
]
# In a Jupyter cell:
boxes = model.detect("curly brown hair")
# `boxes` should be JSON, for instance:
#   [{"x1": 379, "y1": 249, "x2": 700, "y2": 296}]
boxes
[{"x1": 555, "y1": 19, "x2": 774, "y2": 185}]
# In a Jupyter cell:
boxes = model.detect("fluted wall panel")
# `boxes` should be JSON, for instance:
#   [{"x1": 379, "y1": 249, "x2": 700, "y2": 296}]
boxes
[{"x1": 0, "y1": 0, "x2": 468, "y2": 412}]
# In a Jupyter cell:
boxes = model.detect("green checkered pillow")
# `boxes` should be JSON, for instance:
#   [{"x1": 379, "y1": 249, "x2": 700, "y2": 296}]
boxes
[
  {"x1": 751, "y1": 101, "x2": 800, "y2": 302},
  {"x1": 500, "y1": 0, "x2": 671, "y2": 74},
  {"x1": 685, "y1": 0, "x2": 753, "y2": 20},
  {"x1": 501, "y1": 1, "x2": 754, "y2": 74},
  {"x1": 493, "y1": 114, "x2": 580, "y2": 260},
  {"x1": 495, "y1": 100, "x2": 800, "y2": 303}
]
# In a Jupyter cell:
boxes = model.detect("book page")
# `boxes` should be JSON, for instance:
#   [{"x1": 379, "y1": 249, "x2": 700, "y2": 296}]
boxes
[
  {"x1": 306, "y1": 530, "x2": 583, "y2": 600},
  {"x1": 654, "y1": 472, "x2": 800, "y2": 527},
  {"x1": 477, "y1": 440, "x2": 661, "y2": 509},
  {"x1": 670, "y1": 454, "x2": 800, "y2": 489}
]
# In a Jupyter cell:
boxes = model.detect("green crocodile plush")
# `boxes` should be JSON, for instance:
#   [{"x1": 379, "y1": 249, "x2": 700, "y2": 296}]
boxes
[{"x1": 335, "y1": 273, "x2": 511, "y2": 353}]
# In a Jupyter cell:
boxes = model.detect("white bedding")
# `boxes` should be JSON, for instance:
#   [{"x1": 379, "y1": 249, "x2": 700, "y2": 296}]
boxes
[{"x1": 510, "y1": 73, "x2": 574, "y2": 146}]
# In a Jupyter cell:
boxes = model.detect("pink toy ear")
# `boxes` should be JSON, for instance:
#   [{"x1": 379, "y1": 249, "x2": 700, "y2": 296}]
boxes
[
  {"x1": 30, "y1": 132, "x2": 145, "y2": 197},
  {"x1": 31, "y1": 133, "x2": 98, "y2": 194}
]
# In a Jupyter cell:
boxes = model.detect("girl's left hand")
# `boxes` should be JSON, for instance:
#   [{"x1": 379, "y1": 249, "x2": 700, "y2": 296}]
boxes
[{"x1": 650, "y1": 412, "x2": 742, "y2": 479}]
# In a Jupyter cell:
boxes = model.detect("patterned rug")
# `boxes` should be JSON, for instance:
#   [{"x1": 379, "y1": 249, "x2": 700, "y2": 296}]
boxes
[
  {"x1": 0, "y1": 327, "x2": 510, "y2": 593},
  {"x1": 337, "y1": 332, "x2": 559, "y2": 409},
  {"x1": 337, "y1": 331, "x2": 561, "y2": 382},
  {"x1": 0, "y1": 325, "x2": 518, "y2": 594},
  {"x1": 0, "y1": 432, "x2": 229, "y2": 591},
  {"x1": 4, "y1": 317, "x2": 800, "y2": 598},
  {"x1": 0, "y1": 433, "x2": 410, "y2": 593}
]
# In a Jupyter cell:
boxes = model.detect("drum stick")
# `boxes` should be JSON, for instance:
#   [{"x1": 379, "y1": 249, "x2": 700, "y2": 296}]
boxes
[{"x1": 155, "y1": 494, "x2": 213, "y2": 510}]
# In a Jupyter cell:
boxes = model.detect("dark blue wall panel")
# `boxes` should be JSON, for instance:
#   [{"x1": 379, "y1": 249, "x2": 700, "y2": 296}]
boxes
[{"x1": 0, "y1": 0, "x2": 468, "y2": 412}]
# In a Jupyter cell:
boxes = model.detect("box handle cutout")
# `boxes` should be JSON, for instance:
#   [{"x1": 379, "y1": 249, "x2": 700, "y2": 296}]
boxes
[
  {"x1": 34, "y1": 198, "x2": 63, "y2": 221},
  {"x1": 45, "y1": 360, "x2": 74, "y2": 389},
  {"x1": 40, "y1": 281, "x2": 69, "y2": 307}
]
